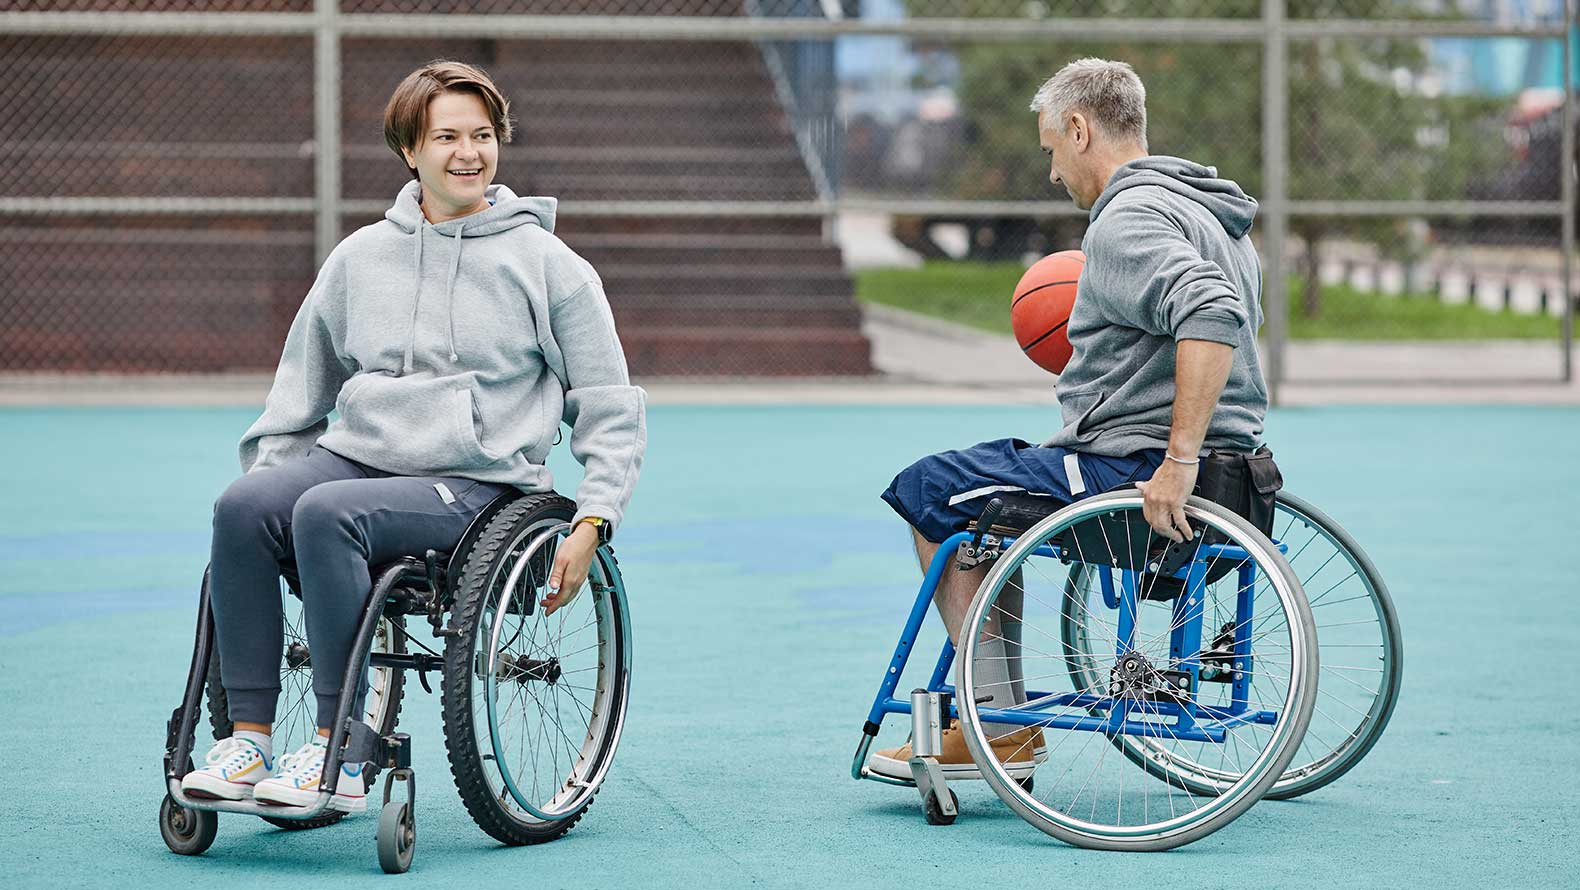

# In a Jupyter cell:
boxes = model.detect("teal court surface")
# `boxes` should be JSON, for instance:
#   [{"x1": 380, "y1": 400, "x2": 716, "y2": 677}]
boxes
[{"x1": 1, "y1": 403, "x2": 1575, "y2": 888}]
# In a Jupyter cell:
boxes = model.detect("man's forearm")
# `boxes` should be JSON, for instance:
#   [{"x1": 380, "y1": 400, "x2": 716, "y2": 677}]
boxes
[{"x1": 1168, "y1": 339, "x2": 1235, "y2": 457}]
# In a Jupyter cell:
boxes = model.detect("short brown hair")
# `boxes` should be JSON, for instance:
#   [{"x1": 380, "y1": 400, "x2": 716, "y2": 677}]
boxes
[{"x1": 384, "y1": 60, "x2": 514, "y2": 178}]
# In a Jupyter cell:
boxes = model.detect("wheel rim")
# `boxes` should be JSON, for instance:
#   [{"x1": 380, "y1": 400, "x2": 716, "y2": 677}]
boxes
[
  {"x1": 163, "y1": 799, "x2": 196, "y2": 839},
  {"x1": 1065, "y1": 493, "x2": 1399, "y2": 797},
  {"x1": 470, "y1": 521, "x2": 626, "y2": 823},
  {"x1": 958, "y1": 492, "x2": 1317, "y2": 845},
  {"x1": 273, "y1": 583, "x2": 400, "y2": 754}
]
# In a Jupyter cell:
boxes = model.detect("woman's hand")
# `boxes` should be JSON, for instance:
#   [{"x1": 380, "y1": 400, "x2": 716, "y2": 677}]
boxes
[{"x1": 542, "y1": 521, "x2": 600, "y2": 616}]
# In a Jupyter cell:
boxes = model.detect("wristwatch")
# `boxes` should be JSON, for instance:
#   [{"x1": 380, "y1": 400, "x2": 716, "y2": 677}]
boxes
[{"x1": 575, "y1": 515, "x2": 613, "y2": 544}]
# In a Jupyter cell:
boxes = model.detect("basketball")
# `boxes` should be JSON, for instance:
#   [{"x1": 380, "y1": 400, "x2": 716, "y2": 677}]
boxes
[{"x1": 1011, "y1": 249, "x2": 1084, "y2": 374}]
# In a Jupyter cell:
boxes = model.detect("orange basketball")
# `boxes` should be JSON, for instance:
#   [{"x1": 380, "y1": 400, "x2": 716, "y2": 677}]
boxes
[{"x1": 1011, "y1": 250, "x2": 1084, "y2": 374}]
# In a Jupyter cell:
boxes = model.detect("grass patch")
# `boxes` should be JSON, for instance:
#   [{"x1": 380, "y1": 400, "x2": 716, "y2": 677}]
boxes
[{"x1": 856, "y1": 260, "x2": 1564, "y2": 340}]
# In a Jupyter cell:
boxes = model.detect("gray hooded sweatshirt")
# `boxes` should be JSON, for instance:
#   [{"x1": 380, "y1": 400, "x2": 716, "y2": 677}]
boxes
[
  {"x1": 1044, "y1": 155, "x2": 1268, "y2": 457},
  {"x1": 239, "y1": 180, "x2": 647, "y2": 532}
]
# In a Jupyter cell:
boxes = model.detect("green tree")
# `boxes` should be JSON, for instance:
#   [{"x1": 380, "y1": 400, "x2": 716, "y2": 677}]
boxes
[{"x1": 928, "y1": 0, "x2": 1509, "y2": 316}]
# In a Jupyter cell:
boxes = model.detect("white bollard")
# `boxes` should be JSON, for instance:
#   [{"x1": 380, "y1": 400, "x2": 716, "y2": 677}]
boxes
[
  {"x1": 1439, "y1": 268, "x2": 1471, "y2": 305},
  {"x1": 1472, "y1": 275, "x2": 1505, "y2": 312},
  {"x1": 1378, "y1": 262, "x2": 1405, "y2": 296},
  {"x1": 1509, "y1": 276, "x2": 1543, "y2": 315},
  {"x1": 1348, "y1": 262, "x2": 1377, "y2": 292}
]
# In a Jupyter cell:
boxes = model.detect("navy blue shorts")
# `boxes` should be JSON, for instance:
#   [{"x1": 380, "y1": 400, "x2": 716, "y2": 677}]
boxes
[{"x1": 881, "y1": 439, "x2": 1165, "y2": 544}]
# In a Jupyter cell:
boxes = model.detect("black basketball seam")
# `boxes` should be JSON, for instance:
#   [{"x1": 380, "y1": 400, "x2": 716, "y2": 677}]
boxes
[
  {"x1": 1011, "y1": 279, "x2": 1081, "y2": 309},
  {"x1": 1021, "y1": 319, "x2": 1070, "y2": 352}
]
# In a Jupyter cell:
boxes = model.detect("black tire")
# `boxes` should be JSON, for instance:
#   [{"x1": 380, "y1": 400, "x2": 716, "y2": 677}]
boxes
[
  {"x1": 923, "y1": 789, "x2": 959, "y2": 826},
  {"x1": 201, "y1": 577, "x2": 406, "y2": 830},
  {"x1": 441, "y1": 493, "x2": 630, "y2": 846},
  {"x1": 160, "y1": 794, "x2": 218, "y2": 856}
]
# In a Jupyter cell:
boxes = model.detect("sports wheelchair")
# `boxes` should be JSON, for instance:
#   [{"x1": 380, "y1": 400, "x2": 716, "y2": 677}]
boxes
[
  {"x1": 853, "y1": 486, "x2": 1402, "y2": 851},
  {"x1": 160, "y1": 492, "x2": 632, "y2": 873}
]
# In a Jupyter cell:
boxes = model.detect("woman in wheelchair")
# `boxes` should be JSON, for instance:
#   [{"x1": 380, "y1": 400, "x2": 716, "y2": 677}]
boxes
[{"x1": 175, "y1": 60, "x2": 645, "y2": 827}]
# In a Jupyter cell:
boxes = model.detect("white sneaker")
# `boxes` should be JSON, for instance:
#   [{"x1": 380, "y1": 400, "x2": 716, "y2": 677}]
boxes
[
  {"x1": 181, "y1": 737, "x2": 272, "y2": 800},
  {"x1": 252, "y1": 740, "x2": 368, "y2": 813}
]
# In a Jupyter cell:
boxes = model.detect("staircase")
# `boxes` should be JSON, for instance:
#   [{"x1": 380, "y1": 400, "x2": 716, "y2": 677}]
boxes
[
  {"x1": 0, "y1": 19, "x2": 872, "y2": 376},
  {"x1": 341, "y1": 37, "x2": 871, "y2": 376}
]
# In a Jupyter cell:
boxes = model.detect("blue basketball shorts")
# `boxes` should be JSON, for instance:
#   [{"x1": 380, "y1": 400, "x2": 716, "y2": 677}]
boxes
[{"x1": 881, "y1": 438, "x2": 1166, "y2": 544}]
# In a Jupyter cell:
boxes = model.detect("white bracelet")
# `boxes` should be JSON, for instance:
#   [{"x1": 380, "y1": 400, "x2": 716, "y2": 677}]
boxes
[{"x1": 1165, "y1": 452, "x2": 1200, "y2": 466}]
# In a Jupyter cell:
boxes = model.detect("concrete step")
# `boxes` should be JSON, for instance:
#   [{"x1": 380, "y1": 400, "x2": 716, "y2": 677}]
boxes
[
  {"x1": 340, "y1": 2, "x2": 749, "y2": 20},
  {"x1": 620, "y1": 326, "x2": 874, "y2": 376},
  {"x1": 510, "y1": 175, "x2": 818, "y2": 202},
  {"x1": 556, "y1": 216, "x2": 830, "y2": 238},
  {"x1": 612, "y1": 305, "x2": 864, "y2": 329},
  {"x1": 601, "y1": 265, "x2": 850, "y2": 297}
]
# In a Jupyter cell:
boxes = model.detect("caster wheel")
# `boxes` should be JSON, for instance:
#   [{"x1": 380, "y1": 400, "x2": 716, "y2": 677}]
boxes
[
  {"x1": 160, "y1": 795, "x2": 218, "y2": 856},
  {"x1": 377, "y1": 801, "x2": 416, "y2": 874},
  {"x1": 1016, "y1": 775, "x2": 1034, "y2": 793},
  {"x1": 923, "y1": 789, "x2": 959, "y2": 826}
]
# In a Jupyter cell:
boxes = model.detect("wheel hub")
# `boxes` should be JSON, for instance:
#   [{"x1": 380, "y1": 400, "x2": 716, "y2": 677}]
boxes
[
  {"x1": 284, "y1": 641, "x2": 312, "y2": 670},
  {"x1": 482, "y1": 652, "x2": 563, "y2": 685}
]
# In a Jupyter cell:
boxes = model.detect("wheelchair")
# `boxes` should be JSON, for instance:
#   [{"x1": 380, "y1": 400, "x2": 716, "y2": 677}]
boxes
[
  {"x1": 853, "y1": 487, "x2": 1402, "y2": 851},
  {"x1": 159, "y1": 492, "x2": 632, "y2": 873}
]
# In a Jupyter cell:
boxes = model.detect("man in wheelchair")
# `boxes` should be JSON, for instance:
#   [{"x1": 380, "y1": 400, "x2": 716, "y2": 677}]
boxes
[
  {"x1": 178, "y1": 60, "x2": 646, "y2": 815},
  {"x1": 869, "y1": 58, "x2": 1272, "y2": 782}
]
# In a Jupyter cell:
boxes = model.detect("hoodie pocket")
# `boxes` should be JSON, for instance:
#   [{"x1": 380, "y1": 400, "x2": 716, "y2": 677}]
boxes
[{"x1": 453, "y1": 389, "x2": 502, "y2": 463}]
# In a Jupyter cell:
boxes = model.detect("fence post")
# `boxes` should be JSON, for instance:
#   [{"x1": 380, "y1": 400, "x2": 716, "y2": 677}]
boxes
[
  {"x1": 1563, "y1": 0, "x2": 1575, "y2": 381},
  {"x1": 1263, "y1": 0, "x2": 1288, "y2": 405},
  {"x1": 315, "y1": 0, "x2": 342, "y2": 270}
]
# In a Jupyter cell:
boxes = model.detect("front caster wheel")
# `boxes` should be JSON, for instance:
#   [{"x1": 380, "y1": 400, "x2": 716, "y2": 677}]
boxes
[
  {"x1": 159, "y1": 795, "x2": 218, "y2": 856},
  {"x1": 377, "y1": 801, "x2": 416, "y2": 874},
  {"x1": 923, "y1": 789, "x2": 959, "y2": 826}
]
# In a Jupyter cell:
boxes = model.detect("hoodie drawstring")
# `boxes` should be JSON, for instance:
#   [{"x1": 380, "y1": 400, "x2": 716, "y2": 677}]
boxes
[
  {"x1": 444, "y1": 228, "x2": 463, "y2": 363},
  {"x1": 402, "y1": 225, "x2": 425, "y2": 374},
  {"x1": 402, "y1": 224, "x2": 465, "y2": 373}
]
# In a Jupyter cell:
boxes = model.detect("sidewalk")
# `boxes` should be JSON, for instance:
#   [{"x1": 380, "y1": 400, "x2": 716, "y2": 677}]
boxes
[{"x1": 2, "y1": 304, "x2": 1575, "y2": 405}]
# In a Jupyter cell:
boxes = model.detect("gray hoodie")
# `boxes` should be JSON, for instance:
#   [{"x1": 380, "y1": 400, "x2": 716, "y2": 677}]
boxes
[
  {"x1": 239, "y1": 180, "x2": 646, "y2": 532},
  {"x1": 1044, "y1": 156, "x2": 1268, "y2": 457}
]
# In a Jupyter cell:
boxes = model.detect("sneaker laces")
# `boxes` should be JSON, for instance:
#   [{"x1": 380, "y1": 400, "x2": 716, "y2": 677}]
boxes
[
  {"x1": 275, "y1": 741, "x2": 327, "y2": 780},
  {"x1": 204, "y1": 737, "x2": 260, "y2": 769}
]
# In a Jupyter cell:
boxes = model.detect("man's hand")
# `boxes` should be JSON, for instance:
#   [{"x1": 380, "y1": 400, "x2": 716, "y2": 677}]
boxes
[
  {"x1": 1143, "y1": 338, "x2": 1233, "y2": 543},
  {"x1": 1135, "y1": 458, "x2": 1197, "y2": 543},
  {"x1": 543, "y1": 522, "x2": 599, "y2": 617}
]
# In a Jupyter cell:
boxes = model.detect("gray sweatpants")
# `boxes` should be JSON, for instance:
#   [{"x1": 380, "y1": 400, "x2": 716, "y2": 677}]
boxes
[{"x1": 209, "y1": 445, "x2": 511, "y2": 728}]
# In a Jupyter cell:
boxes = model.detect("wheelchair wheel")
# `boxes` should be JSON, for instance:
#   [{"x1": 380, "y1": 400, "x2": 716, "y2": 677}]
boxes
[
  {"x1": 160, "y1": 790, "x2": 218, "y2": 855},
  {"x1": 957, "y1": 492, "x2": 1318, "y2": 851},
  {"x1": 1062, "y1": 491, "x2": 1401, "y2": 800},
  {"x1": 441, "y1": 493, "x2": 631, "y2": 846},
  {"x1": 203, "y1": 576, "x2": 406, "y2": 830}
]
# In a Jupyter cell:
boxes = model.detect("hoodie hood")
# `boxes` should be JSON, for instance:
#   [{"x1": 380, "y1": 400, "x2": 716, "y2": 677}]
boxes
[
  {"x1": 1089, "y1": 156, "x2": 1257, "y2": 239},
  {"x1": 384, "y1": 179, "x2": 557, "y2": 236},
  {"x1": 383, "y1": 180, "x2": 559, "y2": 372}
]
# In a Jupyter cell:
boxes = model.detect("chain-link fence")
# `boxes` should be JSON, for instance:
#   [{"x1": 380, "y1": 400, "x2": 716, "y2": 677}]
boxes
[{"x1": 1, "y1": 1, "x2": 1574, "y2": 385}]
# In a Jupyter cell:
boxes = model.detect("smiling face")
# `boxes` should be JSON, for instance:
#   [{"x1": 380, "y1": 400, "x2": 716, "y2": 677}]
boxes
[{"x1": 399, "y1": 90, "x2": 499, "y2": 224}]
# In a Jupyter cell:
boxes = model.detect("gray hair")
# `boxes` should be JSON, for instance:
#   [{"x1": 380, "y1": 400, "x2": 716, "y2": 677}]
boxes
[{"x1": 1029, "y1": 58, "x2": 1148, "y2": 150}]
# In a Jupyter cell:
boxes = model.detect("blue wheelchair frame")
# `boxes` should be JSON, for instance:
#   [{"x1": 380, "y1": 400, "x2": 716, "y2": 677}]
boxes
[{"x1": 852, "y1": 523, "x2": 1285, "y2": 784}]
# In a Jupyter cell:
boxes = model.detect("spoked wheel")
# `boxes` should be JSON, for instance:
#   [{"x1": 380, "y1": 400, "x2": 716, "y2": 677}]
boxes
[
  {"x1": 203, "y1": 575, "x2": 406, "y2": 830},
  {"x1": 442, "y1": 493, "x2": 632, "y2": 846},
  {"x1": 957, "y1": 492, "x2": 1319, "y2": 851},
  {"x1": 160, "y1": 791, "x2": 218, "y2": 855},
  {"x1": 1064, "y1": 492, "x2": 1401, "y2": 800}
]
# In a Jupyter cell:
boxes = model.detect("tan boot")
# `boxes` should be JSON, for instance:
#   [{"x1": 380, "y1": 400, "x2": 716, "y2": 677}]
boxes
[{"x1": 868, "y1": 721, "x2": 1045, "y2": 782}]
